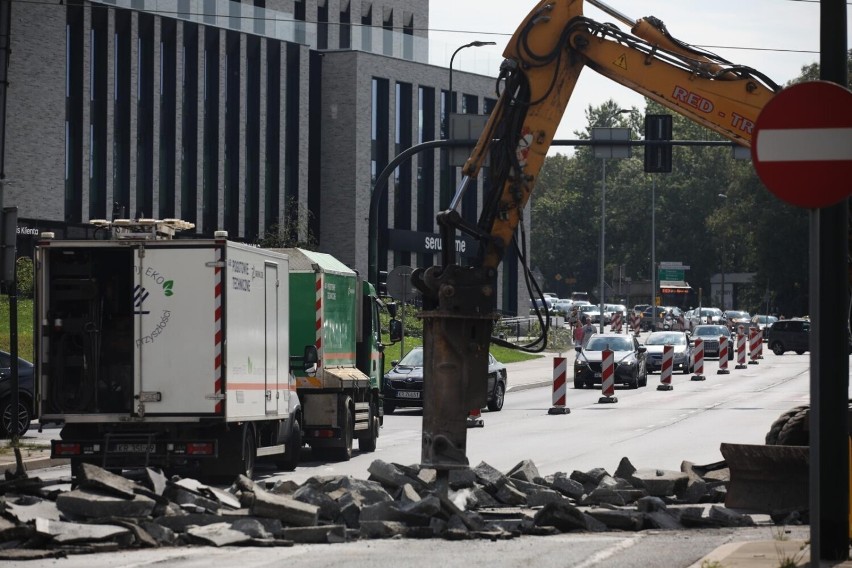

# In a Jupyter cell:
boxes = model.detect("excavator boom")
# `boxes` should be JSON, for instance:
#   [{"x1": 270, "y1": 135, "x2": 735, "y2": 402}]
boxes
[{"x1": 414, "y1": 0, "x2": 779, "y2": 473}]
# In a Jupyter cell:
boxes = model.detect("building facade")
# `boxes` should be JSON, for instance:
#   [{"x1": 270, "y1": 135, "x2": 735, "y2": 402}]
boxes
[{"x1": 6, "y1": 0, "x2": 528, "y2": 315}]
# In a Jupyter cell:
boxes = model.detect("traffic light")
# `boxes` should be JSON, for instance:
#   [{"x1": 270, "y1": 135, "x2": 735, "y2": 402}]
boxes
[
  {"x1": 644, "y1": 114, "x2": 672, "y2": 173},
  {"x1": 378, "y1": 270, "x2": 388, "y2": 297}
]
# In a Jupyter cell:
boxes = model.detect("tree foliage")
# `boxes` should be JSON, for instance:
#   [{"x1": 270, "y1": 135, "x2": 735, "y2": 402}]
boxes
[{"x1": 526, "y1": 47, "x2": 852, "y2": 317}]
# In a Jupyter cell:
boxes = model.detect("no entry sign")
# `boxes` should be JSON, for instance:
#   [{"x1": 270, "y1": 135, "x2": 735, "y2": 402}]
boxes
[{"x1": 751, "y1": 81, "x2": 852, "y2": 208}]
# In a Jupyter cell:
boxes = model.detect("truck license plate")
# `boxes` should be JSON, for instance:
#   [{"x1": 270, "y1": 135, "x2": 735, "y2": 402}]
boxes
[
  {"x1": 396, "y1": 391, "x2": 420, "y2": 399},
  {"x1": 113, "y1": 443, "x2": 155, "y2": 453}
]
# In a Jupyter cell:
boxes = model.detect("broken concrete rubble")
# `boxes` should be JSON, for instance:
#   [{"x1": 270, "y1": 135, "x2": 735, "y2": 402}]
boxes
[{"x1": 0, "y1": 456, "x2": 791, "y2": 557}]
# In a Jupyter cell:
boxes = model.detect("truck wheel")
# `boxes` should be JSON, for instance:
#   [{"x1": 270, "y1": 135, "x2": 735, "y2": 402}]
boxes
[
  {"x1": 330, "y1": 406, "x2": 353, "y2": 462},
  {"x1": 358, "y1": 409, "x2": 379, "y2": 453},
  {"x1": 277, "y1": 418, "x2": 301, "y2": 472},
  {"x1": 487, "y1": 382, "x2": 505, "y2": 412},
  {"x1": 240, "y1": 425, "x2": 257, "y2": 479}
]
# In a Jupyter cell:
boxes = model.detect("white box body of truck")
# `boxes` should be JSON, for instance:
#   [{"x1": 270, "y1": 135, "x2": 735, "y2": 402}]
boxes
[{"x1": 37, "y1": 232, "x2": 301, "y2": 477}]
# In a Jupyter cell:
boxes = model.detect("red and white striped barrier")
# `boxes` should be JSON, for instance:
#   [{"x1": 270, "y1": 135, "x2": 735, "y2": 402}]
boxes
[
  {"x1": 735, "y1": 333, "x2": 747, "y2": 369},
  {"x1": 758, "y1": 329, "x2": 764, "y2": 359},
  {"x1": 631, "y1": 314, "x2": 641, "y2": 336},
  {"x1": 611, "y1": 313, "x2": 623, "y2": 333},
  {"x1": 598, "y1": 349, "x2": 618, "y2": 403},
  {"x1": 717, "y1": 335, "x2": 730, "y2": 374},
  {"x1": 548, "y1": 357, "x2": 571, "y2": 415},
  {"x1": 748, "y1": 330, "x2": 760, "y2": 365},
  {"x1": 657, "y1": 344, "x2": 674, "y2": 391},
  {"x1": 691, "y1": 338, "x2": 706, "y2": 381}
]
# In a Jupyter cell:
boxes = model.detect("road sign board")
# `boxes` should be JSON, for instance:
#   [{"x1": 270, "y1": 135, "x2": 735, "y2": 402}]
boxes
[
  {"x1": 658, "y1": 269, "x2": 684, "y2": 282},
  {"x1": 387, "y1": 265, "x2": 416, "y2": 301},
  {"x1": 751, "y1": 81, "x2": 852, "y2": 208}
]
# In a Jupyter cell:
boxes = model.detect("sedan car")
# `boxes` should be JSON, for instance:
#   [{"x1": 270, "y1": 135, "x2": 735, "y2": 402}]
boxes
[
  {"x1": 688, "y1": 307, "x2": 724, "y2": 327},
  {"x1": 578, "y1": 304, "x2": 605, "y2": 325},
  {"x1": 382, "y1": 347, "x2": 507, "y2": 414},
  {"x1": 574, "y1": 333, "x2": 647, "y2": 389},
  {"x1": 690, "y1": 324, "x2": 735, "y2": 360},
  {"x1": 751, "y1": 314, "x2": 778, "y2": 334},
  {"x1": 644, "y1": 331, "x2": 694, "y2": 374},
  {"x1": 724, "y1": 310, "x2": 752, "y2": 333},
  {"x1": 0, "y1": 351, "x2": 35, "y2": 437}
]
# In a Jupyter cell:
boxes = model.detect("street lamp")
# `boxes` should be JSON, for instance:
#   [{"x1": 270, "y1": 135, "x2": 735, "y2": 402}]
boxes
[
  {"x1": 445, "y1": 41, "x2": 495, "y2": 206},
  {"x1": 593, "y1": 109, "x2": 631, "y2": 333},
  {"x1": 717, "y1": 193, "x2": 728, "y2": 310}
]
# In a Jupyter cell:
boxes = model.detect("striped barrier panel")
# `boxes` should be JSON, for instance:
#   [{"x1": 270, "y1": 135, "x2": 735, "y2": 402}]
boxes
[
  {"x1": 548, "y1": 357, "x2": 571, "y2": 415},
  {"x1": 657, "y1": 344, "x2": 674, "y2": 391},
  {"x1": 691, "y1": 338, "x2": 706, "y2": 381},
  {"x1": 598, "y1": 349, "x2": 618, "y2": 403}
]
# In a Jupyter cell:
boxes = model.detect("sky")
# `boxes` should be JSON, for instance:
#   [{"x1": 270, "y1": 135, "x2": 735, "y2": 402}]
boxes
[{"x1": 427, "y1": 0, "x2": 851, "y2": 155}]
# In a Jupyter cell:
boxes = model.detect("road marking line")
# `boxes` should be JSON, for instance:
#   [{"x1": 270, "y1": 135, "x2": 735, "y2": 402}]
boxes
[{"x1": 573, "y1": 534, "x2": 644, "y2": 568}]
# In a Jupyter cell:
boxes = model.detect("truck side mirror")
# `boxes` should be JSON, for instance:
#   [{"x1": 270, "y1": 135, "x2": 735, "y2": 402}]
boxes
[
  {"x1": 303, "y1": 345, "x2": 319, "y2": 375},
  {"x1": 389, "y1": 319, "x2": 402, "y2": 343},
  {"x1": 386, "y1": 301, "x2": 398, "y2": 319}
]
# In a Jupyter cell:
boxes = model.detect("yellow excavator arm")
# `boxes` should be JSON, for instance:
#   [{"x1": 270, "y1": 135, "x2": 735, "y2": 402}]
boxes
[
  {"x1": 414, "y1": 0, "x2": 779, "y2": 472},
  {"x1": 468, "y1": 0, "x2": 779, "y2": 271}
]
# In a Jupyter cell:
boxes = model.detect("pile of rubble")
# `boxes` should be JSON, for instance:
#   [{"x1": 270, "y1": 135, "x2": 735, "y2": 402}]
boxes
[{"x1": 0, "y1": 456, "x2": 768, "y2": 559}]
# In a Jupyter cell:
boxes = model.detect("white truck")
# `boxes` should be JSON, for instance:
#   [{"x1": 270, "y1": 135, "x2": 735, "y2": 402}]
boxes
[{"x1": 38, "y1": 220, "x2": 305, "y2": 479}]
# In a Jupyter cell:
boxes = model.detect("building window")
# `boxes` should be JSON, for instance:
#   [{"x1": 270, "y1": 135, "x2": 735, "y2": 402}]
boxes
[
  {"x1": 462, "y1": 94, "x2": 478, "y2": 115},
  {"x1": 361, "y1": 5, "x2": 372, "y2": 52},
  {"x1": 89, "y1": 6, "x2": 108, "y2": 219},
  {"x1": 159, "y1": 18, "x2": 177, "y2": 219},
  {"x1": 317, "y1": 1, "x2": 328, "y2": 50},
  {"x1": 371, "y1": 77, "x2": 389, "y2": 271},
  {"x1": 264, "y1": 39, "x2": 281, "y2": 231},
  {"x1": 224, "y1": 31, "x2": 240, "y2": 236},
  {"x1": 202, "y1": 26, "x2": 220, "y2": 234},
  {"x1": 394, "y1": 82, "x2": 412, "y2": 266},
  {"x1": 283, "y1": 43, "x2": 300, "y2": 241},
  {"x1": 402, "y1": 13, "x2": 413, "y2": 60},
  {"x1": 136, "y1": 12, "x2": 155, "y2": 219},
  {"x1": 416, "y1": 86, "x2": 435, "y2": 267},
  {"x1": 180, "y1": 22, "x2": 199, "y2": 225},
  {"x1": 382, "y1": 8, "x2": 392, "y2": 56},
  {"x1": 113, "y1": 9, "x2": 131, "y2": 216},
  {"x1": 65, "y1": 0, "x2": 84, "y2": 223},
  {"x1": 339, "y1": 1, "x2": 351, "y2": 49},
  {"x1": 245, "y1": 34, "x2": 261, "y2": 241}
]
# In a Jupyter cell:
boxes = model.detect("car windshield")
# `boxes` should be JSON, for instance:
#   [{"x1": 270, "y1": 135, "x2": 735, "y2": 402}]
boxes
[
  {"x1": 727, "y1": 311, "x2": 749, "y2": 319},
  {"x1": 755, "y1": 315, "x2": 778, "y2": 324},
  {"x1": 694, "y1": 326, "x2": 728, "y2": 337},
  {"x1": 645, "y1": 333, "x2": 687, "y2": 346},
  {"x1": 586, "y1": 337, "x2": 634, "y2": 351},
  {"x1": 397, "y1": 348, "x2": 424, "y2": 367},
  {"x1": 579, "y1": 305, "x2": 598, "y2": 313},
  {"x1": 699, "y1": 308, "x2": 722, "y2": 317}
]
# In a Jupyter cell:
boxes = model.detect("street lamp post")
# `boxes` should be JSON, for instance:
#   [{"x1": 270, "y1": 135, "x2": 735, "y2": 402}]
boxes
[
  {"x1": 445, "y1": 41, "x2": 495, "y2": 205},
  {"x1": 718, "y1": 193, "x2": 728, "y2": 310}
]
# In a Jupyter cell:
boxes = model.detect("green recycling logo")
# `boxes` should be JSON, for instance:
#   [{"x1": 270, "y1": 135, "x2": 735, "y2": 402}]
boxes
[{"x1": 163, "y1": 280, "x2": 174, "y2": 297}]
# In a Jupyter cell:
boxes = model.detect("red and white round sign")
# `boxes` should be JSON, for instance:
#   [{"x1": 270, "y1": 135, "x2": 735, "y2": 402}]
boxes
[{"x1": 751, "y1": 81, "x2": 852, "y2": 208}]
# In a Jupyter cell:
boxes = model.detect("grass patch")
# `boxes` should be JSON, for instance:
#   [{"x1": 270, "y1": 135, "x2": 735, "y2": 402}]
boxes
[
  {"x1": 0, "y1": 297, "x2": 34, "y2": 362},
  {"x1": 382, "y1": 334, "x2": 543, "y2": 365}
]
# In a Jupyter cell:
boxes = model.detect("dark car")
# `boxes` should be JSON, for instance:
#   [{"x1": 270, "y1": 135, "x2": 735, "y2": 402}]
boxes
[
  {"x1": 382, "y1": 347, "x2": 508, "y2": 414},
  {"x1": 764, "y1": 319, "x2": 810, "y2": 355},
  {"x1": 0, "y1": 351, "x2": 35, "y2": 437},
  {"x1": 574, "y1": 333, "x2": 647, "y2": 389},
  {"x1": 691, "y1": 324, "x2": 735, "y2": 360}
]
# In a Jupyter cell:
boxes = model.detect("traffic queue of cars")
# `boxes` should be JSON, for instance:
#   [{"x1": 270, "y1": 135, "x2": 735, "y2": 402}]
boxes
[{"x1": 378, "y1": 308, "x2": 801, "y2": 417}]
